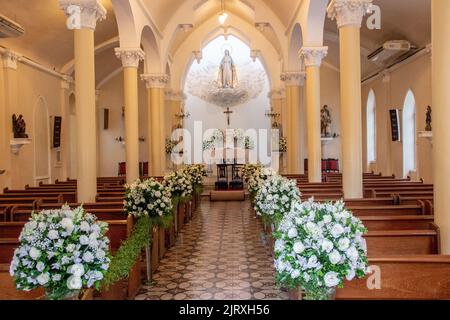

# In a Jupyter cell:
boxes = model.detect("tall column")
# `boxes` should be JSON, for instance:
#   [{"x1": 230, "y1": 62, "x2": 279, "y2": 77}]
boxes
[
  {"x1": 299, "y1": 47, "x2": 328, "y2": 183},
  {"x1": 281, "y1": 73, "x2": 305, "y2": 174},
  {"x1": 268, "y1": 89, "x2": 287, "y2": 173},
  {"x1": 328, "y1": 0, "x2": 372, "y2": 198},
  {"x1": 432, "y1": 0, "x2": 450, "y2": 253},
  {"x1": 60, "y1": 75, "x2": 74, "y2": 181},
  {"x1": 0, "y1": 50, "x2": 20, "y2": 189},
  {"x1": 141, "y1": 74, "x2": 169, "y2": 176},
  {"x1": 115, "y1": 48, "x2": 145, "y2": 183},
  {"x1": 60, "y1": 0, "x2": 106, "y2": 202}
]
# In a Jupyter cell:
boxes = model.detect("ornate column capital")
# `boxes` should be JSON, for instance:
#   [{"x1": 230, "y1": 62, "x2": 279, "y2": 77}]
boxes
[
  {"x1": 268, "y1": 88, "x2": 286, "y2": 100},
  {"x1": 299, "y1": 47, "x2": 328, "y2": 67},
  {"x1": 327, "y1": 0, "x2": 373, "y2": 29},
  {"x1": 61, "y1": 75, "x2": 74, "y2": 89},
  {"x1": 59, "y1": 0, "x2": 107, "y2": 31},
  {"x1": 280, "y1": 72, "x2": 306, "y2": 87},
  {"x1": 114, "y1": 48, "x2": 145, "y2": 68},
  {"x1": 141, "y1": 74, "x2": 170, "y2": 89},
  {"x1": 1, "y1": 49, "x2": 21, "y2": 70}
]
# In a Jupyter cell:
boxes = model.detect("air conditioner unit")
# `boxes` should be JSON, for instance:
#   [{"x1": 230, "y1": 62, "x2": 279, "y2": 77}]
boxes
[
  {"x1": 0, "y1": 14, "x2": 25, "y2": 38},
  {"x1": 368, "y1": 40, "x2": 412, "y2": 64}
]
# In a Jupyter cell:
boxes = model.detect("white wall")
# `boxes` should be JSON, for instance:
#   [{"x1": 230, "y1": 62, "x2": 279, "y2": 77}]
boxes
[{"x1": 96, "y1": 69, "x2": 149, "y2": 177}]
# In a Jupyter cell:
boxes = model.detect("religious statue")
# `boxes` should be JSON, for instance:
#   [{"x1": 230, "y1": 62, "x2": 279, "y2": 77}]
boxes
[
  {"x1": 217, "y1": 50, "x2": 238, "y2": 88},
  {"x1": 12, "y1": 114, "x2": 29, "y2": 139},
  {"x1": 321, "y1": 105, "x2": 332, "y2": 137},
  {"x1": 425, "y1": 105, "x2": 432, "y2": 131}
]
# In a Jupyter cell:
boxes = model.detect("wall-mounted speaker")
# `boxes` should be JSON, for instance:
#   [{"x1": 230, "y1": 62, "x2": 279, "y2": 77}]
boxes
[
  {"x1": 104, "y1": 108, "x2": 109, "y2": 130},
  {"x1": 53, "y1": 116, "x2": 62, "y2": 148},
  {"x1": 389, "y1": 109, "x2": 401, "y2": 142}
]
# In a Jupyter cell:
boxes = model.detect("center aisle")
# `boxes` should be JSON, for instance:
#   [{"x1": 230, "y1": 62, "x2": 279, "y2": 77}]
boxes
[{"x1": 135, "y1": 199, "x2": 288, "y2": 300}]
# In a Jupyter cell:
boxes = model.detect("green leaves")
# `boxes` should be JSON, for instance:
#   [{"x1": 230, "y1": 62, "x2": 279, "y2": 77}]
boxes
[{"x1": 102, "y1": 216, "x2": 152, "y2": 289}]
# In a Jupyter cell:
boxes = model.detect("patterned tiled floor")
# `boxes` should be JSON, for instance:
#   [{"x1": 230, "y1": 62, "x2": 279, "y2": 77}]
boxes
[{"x1": 135, "y1": 199, "x2": 289, "y2": 300}]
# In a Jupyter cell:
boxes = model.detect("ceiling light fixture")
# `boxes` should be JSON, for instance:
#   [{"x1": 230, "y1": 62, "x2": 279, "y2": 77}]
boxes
[{"x1": 218, "y1": 0, "x2": 228, "y2": 25}]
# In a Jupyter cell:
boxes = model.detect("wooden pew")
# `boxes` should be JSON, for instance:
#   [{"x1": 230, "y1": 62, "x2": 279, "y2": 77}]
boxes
[
  {"x1": 2, "y1": 190, "x2": 74, "y2": 203},
  {"x1": 365, "y1": 228, "x2": 440, "y2": 255},
  {"x1": 10, "y1": 208, "x2": 127, "y2": 222},
  {"x1": 348, "y1": 205, "x2": 426, "y2": 216},
  {"x1": 361, "y1": 215, "x2": 435, "y2": 231},
  {"x1": 336, "y1": 255, "x2": 450, "y2": 299}
]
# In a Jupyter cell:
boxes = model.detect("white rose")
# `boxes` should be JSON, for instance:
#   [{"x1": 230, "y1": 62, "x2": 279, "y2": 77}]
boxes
[
  {"x1": 346, "y1": 246, "x2": 359, "y2": 261},
  {"x1": 68, "y1": 264, "x2": 85, "y2": 277},
  {"x1": 331, "y1": 224, "x2": 344, "y2": 238},
  {"x1": 346, "y1": 269, "x2": 356, "y2": 281},
  {"x1": 82, "y1": 251, "x2": 94, "y2": 263},
  {"x1": 80, "y1": 221, "x2": 90, "y2": 232},
  {"x1": 323, "y1": 215, "x2": 332, "y2": 224},
  {"x1": 36, "y1": 261, "x2": 45, "y2": 272},
  {"x1": 79, "y1": 235, "x2": 89, "y2": 245},
  {"x1": 47, "y1": 230, "x2": 59, "y2": 240},
  {"x1": 321, "y1": 239, "x2": 334, "y2": 253},
  {"x1": 291, "y1": 269, "x2": 300, "y2": 279},
  {"x1": 338, "y1": 238, "x2": 350, "y2": 251},
  {"x1": 67, "y1": 275, "x2": 83, "y2": 290},
  {"x1": 37, "y1": 273, "x2": 50, "y2": 285},
  {"x1": 61, "y1": 218, "x2": 74, "y2": 234},
  {"x1": 324, "y1": 271, "x2": 340, "y2": 287},
  {"x1": 293, "y1": 241, "x2": 305, "y2": 254},
  {"x1": 329, "y1": 250, "x2": 342, "y2": 265},
  {"x1": 29, "y1": 247, "x2": 41, "y2": 260},
  {"x1": 288, "y1": 228, "x2": 298, "y2": 239}
]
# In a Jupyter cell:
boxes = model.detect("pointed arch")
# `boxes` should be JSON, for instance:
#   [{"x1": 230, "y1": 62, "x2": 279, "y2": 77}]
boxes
[
  {"x1": 366, "y1": 89, "x2": 376, "y2": 165},
  {"x1": 402, "y1": 89, "x2": 416, "y2": 177},
  {"x1": 33, "y1": 97, "x2": 51, "y2": 185}
]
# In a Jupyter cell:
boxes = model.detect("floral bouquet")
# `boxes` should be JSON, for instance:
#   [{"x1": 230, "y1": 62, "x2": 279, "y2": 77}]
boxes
[
  {"x1": 9, "y1": 205, "x2": 110, "y2": 300},
  {"x1": 254, "y1": 175, "x2": 301, "y2": 226},
  {"x1": 242, "y1": 163, "x2": 263, "y2": 182},
  {"x1": 163, "y1": 170, "x2": 193, "y2": 204},
  {"x1": 182, "y1": 164, "x2": 207, "y2": 194},
  {"x1": 124, "y1": 178, "x2": 173, "y2": 225},
  {"x1": 274, "y1": 199, "x2": 369, "y2": 300},
  {"x1": 165, "y1": 138, "x2": 178, "y2": 154},
  {"x1": 245, "y1": 166, "x2": 277, "y2": 199}
]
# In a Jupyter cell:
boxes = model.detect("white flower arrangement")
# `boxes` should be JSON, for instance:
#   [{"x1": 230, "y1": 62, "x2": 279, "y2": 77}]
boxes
[
  {"x1": 254, "y1": 175, "x2": 301, "y2": 225},
  {"x1": 163, "y1": 170, "x2": 194, "y2": 203},
  {"x1": 9, "y1": 205, "x2": 110, "y2": 300},
  {"x1": 244, "y1": 165, "x2": 277, "y2": 197},
  {"x1": 165, "y1": 138, "x2": 178, "y2": 154},
  {"x1": 182, "y1": 164, "x2": 207, "y2": 189},
  {"x1": 274, "y1": 199, "x2": 369, "y2": 300},
  {"x1": 278, "y1": 137, "x2": 287, "y2": 152},
  {"x1": 124, "y1": 178, "x2": 173, "y2": 219}
]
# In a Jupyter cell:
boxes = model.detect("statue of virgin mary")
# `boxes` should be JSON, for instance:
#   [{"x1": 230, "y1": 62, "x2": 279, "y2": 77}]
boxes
[{"x1": 217, "y1": 49, "x2": 238, "y2": 88}]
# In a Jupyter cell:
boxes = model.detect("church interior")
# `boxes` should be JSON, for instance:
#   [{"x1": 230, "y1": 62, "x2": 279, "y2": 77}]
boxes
[{"x1": 1, "y1": 0, "x2": 450, "y2": 302}]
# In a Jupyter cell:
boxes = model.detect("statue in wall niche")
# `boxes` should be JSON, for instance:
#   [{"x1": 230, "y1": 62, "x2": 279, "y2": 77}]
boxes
[
  {"x1": 321, "y1": 105, "x2": 332, "y2": 137},
  {"x1": 425, "y1": 106, "x2": 432, "y2": 131},
  {"x1": 12, "y1": 114, "x2": 28, "y2": 139},
  {"x1": 217, "y1": 50, "x2": 238, "y2": 89}
]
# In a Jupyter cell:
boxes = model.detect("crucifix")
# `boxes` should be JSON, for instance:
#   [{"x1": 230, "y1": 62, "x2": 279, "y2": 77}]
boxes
[{"x1": 224, "y1": 107, "x2": 233, "y2": 126}]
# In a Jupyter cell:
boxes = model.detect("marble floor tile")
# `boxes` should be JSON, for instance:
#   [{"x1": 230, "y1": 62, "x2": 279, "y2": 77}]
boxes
[{"x1": 136, "y1": 199, "x2": 289, "y2": 300}]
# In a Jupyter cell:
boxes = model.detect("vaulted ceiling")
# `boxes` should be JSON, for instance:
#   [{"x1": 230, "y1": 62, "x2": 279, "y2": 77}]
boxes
[{"x1": 0, "y1": 0, "x2": 431, "y2": 83}]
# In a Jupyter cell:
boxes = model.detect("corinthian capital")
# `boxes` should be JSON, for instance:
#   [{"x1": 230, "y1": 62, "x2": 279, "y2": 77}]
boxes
[
  {"x1": 299, "y1": 47, "x2": 328, "y2": 67},
  {"x1": 327, "y1": 0, "x2": 373, "y2": 29},
  {"x1": 59, "y1": 0, "x2": 107, "y2": 30},
  {"x1": 280, "y1": 72, "x2": 306, "y2": 87},
  {"x1": 141, "y1": 74, "x2": 170, "y2": 89},
  {"x1": 2, "y1": 49, "x2": 21, "y2": 70},
  {"x1": 115, "y1": 48, "x2": 145, "y2": 68}
]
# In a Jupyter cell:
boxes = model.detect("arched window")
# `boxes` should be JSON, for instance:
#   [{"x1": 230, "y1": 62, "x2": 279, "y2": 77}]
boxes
[
  {"x1": 366, "y1": 89, "x2": 376, "y2": 165},
  {"x1": 402, "y1": 90, "x2": 416, "y2": 177}
]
